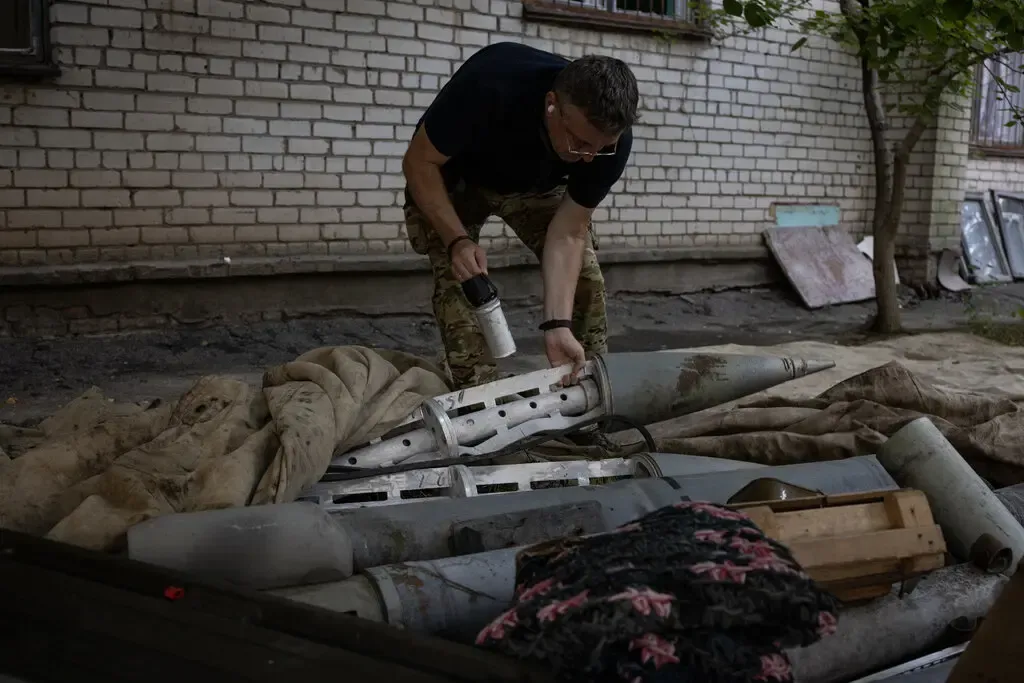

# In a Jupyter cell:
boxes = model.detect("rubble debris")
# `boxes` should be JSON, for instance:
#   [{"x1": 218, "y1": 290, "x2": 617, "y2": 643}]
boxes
[{"x1": 937, "y1": 249, "x2": 971, "y2": 292}]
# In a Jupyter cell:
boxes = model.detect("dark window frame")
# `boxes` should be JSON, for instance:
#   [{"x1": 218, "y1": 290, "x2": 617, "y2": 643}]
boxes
[
  {"x1": 969, "y1": 55, "x2": 1024, "y2": 158},
  {"x1": 521, "y1": 0, "x2": 712, "y2": 40},
  {"x1": 0, "y1": 0, "x2": 59, "y2": 80}
]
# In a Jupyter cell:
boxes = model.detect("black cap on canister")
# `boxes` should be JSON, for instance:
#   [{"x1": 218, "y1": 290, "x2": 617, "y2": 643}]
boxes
[{"x1": 461, "y1": 274, "x2": 499, "y2": 308}]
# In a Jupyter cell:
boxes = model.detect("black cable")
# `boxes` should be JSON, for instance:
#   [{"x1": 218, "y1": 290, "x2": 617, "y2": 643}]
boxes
[{"x1": 320, "y1": 413, "x2": 657, "y2": 483}]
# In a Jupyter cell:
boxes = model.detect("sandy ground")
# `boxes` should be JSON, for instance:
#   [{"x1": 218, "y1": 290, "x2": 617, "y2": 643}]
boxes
[{"x1": 2, "y1": 281, "x2": 1024, "y2": 425}]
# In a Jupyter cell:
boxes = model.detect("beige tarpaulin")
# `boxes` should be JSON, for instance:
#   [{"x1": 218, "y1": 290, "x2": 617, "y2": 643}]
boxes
[
  {"x1": 620, "y1": 333, "x2": 1024, "y2": 487},
  {"x1": 0, "y1": 346, "x2": 450, "y2": 551},
  {"x1": 4, "y1": 331, "x2": 1024, "y2": 552}
]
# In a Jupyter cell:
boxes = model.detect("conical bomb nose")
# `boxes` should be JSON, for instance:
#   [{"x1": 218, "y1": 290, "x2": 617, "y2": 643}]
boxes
[
  {"x1": 799, "y1": 358, "x2": 837, "y2": 375},
  {"x1": 593, "y1": 351, "x2": 835, "y2": 427}
]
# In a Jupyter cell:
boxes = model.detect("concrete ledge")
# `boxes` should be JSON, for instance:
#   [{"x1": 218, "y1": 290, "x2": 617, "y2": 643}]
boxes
[
  {"x1": 0, "y1": 245, "x2": 770, "y2": 288},
  {"x1": 0, "y1": 246, "x2": 781, "y2": 338}
]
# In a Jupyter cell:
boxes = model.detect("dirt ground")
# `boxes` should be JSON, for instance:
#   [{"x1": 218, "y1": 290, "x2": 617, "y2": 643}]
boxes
[{"x1": 2, "y1": 281, "x2": 1024, "y2": 425}]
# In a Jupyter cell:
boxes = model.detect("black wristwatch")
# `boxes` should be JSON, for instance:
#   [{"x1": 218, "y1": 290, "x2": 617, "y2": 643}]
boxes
[{"x1": 539, "y1": 319, "x2": 572, "y2": 332}]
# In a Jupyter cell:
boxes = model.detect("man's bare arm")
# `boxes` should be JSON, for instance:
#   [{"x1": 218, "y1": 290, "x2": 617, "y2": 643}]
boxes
[
  {"x1": 542, "y1": 196, "x2": 593, "y2": 320},
  {"x1": 402, "y1": 126, "x2": 466, "y2": 247}
]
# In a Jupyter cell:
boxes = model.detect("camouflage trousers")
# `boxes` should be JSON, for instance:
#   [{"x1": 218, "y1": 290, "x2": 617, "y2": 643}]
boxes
[{"x1": 404, "y1": 181, "x2": 608, "y2": 389}]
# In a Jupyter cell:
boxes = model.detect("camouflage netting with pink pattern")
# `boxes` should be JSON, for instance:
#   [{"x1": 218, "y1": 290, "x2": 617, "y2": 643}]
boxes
[{"x1": 475, "y1": 501, "x2": 840, "y2": 683}]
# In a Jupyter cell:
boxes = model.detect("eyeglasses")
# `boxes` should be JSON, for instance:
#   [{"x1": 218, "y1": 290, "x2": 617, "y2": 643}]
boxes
[{"x1": 556, "y1": 103, "x2": 618, "y2": 159}]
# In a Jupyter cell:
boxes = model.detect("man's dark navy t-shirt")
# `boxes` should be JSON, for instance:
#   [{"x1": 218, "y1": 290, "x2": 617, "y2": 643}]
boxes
[{"x1": 418, "y1": 42, "x2": 633, "y2": 210}]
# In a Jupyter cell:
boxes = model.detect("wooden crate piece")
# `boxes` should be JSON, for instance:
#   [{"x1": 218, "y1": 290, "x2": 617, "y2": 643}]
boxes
[{"x1": 730, "y1": 490, "x2": 947, "y2": 602}]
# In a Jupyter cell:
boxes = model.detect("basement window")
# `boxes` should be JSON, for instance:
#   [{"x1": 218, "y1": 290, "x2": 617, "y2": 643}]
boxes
[
  {"x1": 522, "y1": 0, "x2": 711, "y2": 39},
  {"x1": 0, "y1": 0, "x2": 58, "y2": 79}
]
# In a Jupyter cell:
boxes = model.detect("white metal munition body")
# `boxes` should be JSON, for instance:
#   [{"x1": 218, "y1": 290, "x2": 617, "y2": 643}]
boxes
[{"x1": 333, "y1": 350, "x2": 837, "y2": 470}]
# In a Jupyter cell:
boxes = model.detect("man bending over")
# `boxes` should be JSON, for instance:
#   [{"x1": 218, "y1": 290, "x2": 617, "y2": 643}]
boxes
[{"x1": 402, "y1": 41, "x2": 639, "y2": 389}]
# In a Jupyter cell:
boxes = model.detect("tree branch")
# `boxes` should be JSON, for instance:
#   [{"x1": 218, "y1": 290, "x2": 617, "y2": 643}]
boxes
[
  {"x1": 840, "y1": 0, "x2": 891, "y2": 231},
  {"x1": 885, "y1": 71, "x2": 957, "y2": 238},
  {"x1": 707, "y1": 0, "x2": 816, "y2": 42}
]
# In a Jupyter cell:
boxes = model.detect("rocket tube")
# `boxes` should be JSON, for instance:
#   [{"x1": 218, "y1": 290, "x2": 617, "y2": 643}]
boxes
[
  {"x1": 877, "y1": 416, "x2": 1024, "y2": 575},
  {"x1": 128, "y1": 456, "x2": 896, "y2": 588}
]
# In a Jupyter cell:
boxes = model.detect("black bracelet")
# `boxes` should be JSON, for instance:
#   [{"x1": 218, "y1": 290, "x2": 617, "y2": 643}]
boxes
[
  {"x1": 539, "y1": 319, "x2": 572, "y2": 332},
  {"x1": 446, "y1": 235, "x2": 472, "y2": 261}
]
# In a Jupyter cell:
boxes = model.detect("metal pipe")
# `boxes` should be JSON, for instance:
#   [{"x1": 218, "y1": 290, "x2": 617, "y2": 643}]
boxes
[
  {"x1": 877, "y1": 417, "x2": 1024, "y2": 575},
  {"x1": 339, "y1": 380, "x2": 597, "y2": 469},
  {"x1": 125, "y1": 501, "x2": 355, "y2": 591},
  {"x1": 332, "y1": 349, "x2": 836, "y2": 470},
  {"x1": 268, "y1": 546, "x2": 521, "y2": 644},
  {"x1": 366, "y1": 548, "x2": 519, "y2": 643},
  {"x1": 260, "y1": 479, "x2": 1024, "y2": 683},
  {"x1": 271, "y1": 574, "x2": 385, "y2": 622},
  {"x1": 128, "y1": 456, "x2": 894, "y2": 588},
  {"x1": 629, "y1": 452, "x2": 766, "y2": 478},
  {"x1": 788, "y1": 563, "x2": 1006, "y2": 683},
  {"x1": 303, "y1": 454, "x2": 768, "y2": 512},
  {"x1": 273, "y1": 533, "x2": 1007, "y2": 683},
  {"x1": 300, "y1": 458, "x2": 637, "y2": 510}
]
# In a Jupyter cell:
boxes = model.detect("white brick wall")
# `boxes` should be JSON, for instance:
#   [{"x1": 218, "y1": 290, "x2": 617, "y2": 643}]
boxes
[
  {"x1": 966, "y1": 157, "x2": 1024, "y2": 195},
  {"x1": 0, "y1": 0, "x2": 1014, "y2": 270}
]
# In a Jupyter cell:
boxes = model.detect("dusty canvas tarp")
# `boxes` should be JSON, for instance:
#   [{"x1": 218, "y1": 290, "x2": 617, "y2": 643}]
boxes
[
  {"x1": 642, "y1": 360, "x2": 1024, "y2": 487},
  {"x1": 5, "y1": 331, "x2": 1024, "y2": 552},
  {"x1": 0, "y1": 346, "x2": 450, "y2": 551}
]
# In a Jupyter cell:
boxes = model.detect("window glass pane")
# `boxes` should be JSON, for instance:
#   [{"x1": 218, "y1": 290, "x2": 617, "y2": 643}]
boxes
[
  {"x1": 616, "y1": 0, "x2": 676, "y2": 15},
  {"x1": 962, "y1": 200, "x2": 1006, "y2": 281},
  {"x1": 971, "y1": 52, "x2": 1024, "y2": 149},
  {"x1": 0, "y1": 1, "x2": 32, "y2": 52}
]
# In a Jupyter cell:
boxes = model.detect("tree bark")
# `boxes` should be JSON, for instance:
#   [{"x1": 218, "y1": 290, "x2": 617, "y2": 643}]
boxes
[
  {"x1": 855, "y1": 50, "x2": 901, "y2": 333},
  {"x1": 873, "y1": 77, "x2": 949, "y2": 333},
  {"x1": 874, "y1": 116, "x2": 931, "y2": 332},
  {"x1": 873, "y1": 214, "x2": 902, "y2": 333}
]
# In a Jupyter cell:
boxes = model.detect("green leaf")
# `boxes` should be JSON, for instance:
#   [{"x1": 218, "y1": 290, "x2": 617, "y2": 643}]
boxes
[
  {"x1": 943, "y1": 0, "x2": 973, "y2": 21},
  {"x1": 723, "y1": 0, "x2": 744, "y2": 16},
  {"x1": 791, "y1": 37, "x2": 808, "y2": 51},
  {"x1": 742, "y1": 0, "x2": 771, "y2": 27},
  {"x1": 1006, "y1": 120, "x2": 1018, "y2": 127},
  {"x1": 918, "y1": 17, "x2": 938, "y2": 40}
]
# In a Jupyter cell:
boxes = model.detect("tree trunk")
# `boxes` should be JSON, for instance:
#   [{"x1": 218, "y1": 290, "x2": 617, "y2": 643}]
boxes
[
  {"x1": 873, "y1": 215, "x2": 901, "y2": 333},
  {"x1": 873, "y1": 109, "x2": 934, "y2": 333},
  {"x1": 856, "y1": 54, "x2": 900, "y2": 333}
]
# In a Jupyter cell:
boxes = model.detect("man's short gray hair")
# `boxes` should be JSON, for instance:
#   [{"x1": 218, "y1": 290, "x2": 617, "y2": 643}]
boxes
[{"x1": 553, "y1": 54, "x2": 639, "y2": 136}]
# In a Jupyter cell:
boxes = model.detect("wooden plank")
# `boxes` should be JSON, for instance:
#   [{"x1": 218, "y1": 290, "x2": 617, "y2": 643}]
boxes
[
  {"x1": 759, "y1": 502, "x2": 892, "y2": 543},
  {"x1": 733, "y1": 491, "x2": 932, "y2": 544},
  {"x1": 786, "y1": 526, "x2": 945, "y2": 569},
  {"x1": 733, "y1": 491, "x2": 947, "y2": 603},
  {"x1": 730, "y1": 490, "x2": 889, "y2": 513},
  {"x1": 883, "y1": 489, "x2": 936, "y2": 528},
  {"x1": 762, "y1": 225, "x2": 875, "y2": 309}
]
